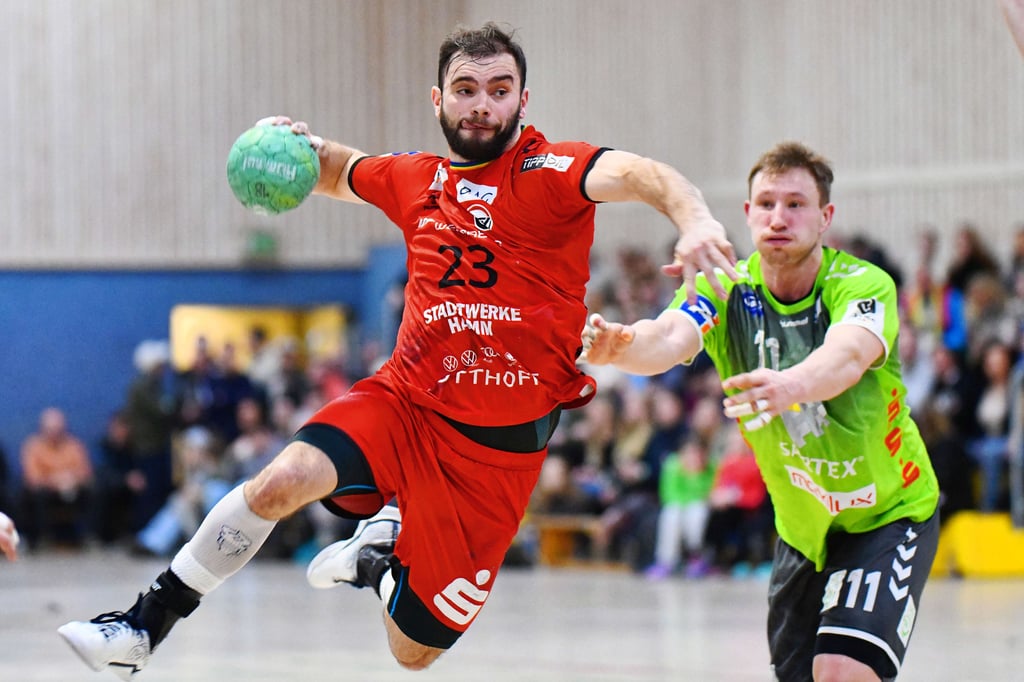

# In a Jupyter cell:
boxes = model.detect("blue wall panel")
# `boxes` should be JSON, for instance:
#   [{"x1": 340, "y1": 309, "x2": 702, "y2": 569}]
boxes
[{"x1": 0, "y1": 269, "x2": 363, "y2": 481}]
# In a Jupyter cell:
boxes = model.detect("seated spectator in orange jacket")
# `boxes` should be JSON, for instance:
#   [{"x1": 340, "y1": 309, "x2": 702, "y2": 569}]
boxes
[{"x1": 20, "y1": 407, "x2": 94, "y2": 549}]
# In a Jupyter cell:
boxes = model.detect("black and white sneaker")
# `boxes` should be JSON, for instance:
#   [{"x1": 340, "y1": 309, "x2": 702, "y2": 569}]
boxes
[
  {"x1": 306, "y1": 505, "x2": 401, "y2": 589},
  {"x1": 58, "y1": 601, "x2": 151, "y2": 680}
]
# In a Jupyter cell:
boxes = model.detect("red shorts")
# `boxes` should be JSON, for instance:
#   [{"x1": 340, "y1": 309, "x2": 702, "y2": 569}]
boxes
[{"x1": 299, "y1": 375, "x2": 547, "y2": 647}]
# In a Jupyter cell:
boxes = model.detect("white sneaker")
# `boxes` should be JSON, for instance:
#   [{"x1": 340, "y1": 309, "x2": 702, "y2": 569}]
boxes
[
  {"x1": 307, "y1": 505, "x2": 401, "y2": 589},
  {"x1": 58, "y1": 609, "x2": 151, "y2": 680}
]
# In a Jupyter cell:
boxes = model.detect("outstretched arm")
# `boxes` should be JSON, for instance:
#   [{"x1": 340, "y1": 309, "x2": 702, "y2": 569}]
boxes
[
  {"x1": 583, "y1": 150, "x2": 738, "y2": 302},
  {"x1": 1001, "y1": 0, "x2": 1024, "y2": 56},
  {"x1": 257, "y1": 116, "x2": 369, "y2": 204},
  {"x1": 580, "y1": 310, "x2": 702, "y2": 375}
]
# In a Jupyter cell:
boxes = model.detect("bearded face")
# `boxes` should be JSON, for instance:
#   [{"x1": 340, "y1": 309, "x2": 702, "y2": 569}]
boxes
[{"x1": 438, "y1": 99, "x2": 523, "y2": 163}]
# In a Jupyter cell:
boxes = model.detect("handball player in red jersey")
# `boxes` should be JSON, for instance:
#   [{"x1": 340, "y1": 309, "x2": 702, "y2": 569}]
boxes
[{"x1": 60, "y1": 22, "x2": 737, "y2": 677}]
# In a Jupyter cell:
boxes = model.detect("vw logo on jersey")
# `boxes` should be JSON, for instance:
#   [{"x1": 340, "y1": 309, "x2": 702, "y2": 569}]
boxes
[
  {"x1": 467, "y1": 203, "x2": 493, "y2": 231},
  {"x1": 461, "y1": 350, "x2": 478, "y2": 366},
  {"x1": 442, "y1": 355, "x2": 459, "y2": 372}
]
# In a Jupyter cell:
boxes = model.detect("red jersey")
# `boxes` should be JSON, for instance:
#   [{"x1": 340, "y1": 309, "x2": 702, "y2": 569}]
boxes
[{"x1": 349, "y1": 126, "x2": 605, "y2": 427}]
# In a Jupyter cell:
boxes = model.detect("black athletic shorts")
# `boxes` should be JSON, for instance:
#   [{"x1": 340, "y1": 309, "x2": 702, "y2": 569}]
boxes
[{"x1": 767, "y1": 512, "x2": 939, "y2": 681}]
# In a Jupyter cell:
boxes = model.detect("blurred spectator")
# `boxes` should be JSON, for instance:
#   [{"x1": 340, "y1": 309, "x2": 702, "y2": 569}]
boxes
[
  {"x1": 277, "y1": 341, "x2": 312, "y2": 406},
  {"x1": 899, "y1": 323, "x2": 937, "y2": 417},
  {"x1": 614, "y1": 247, "x2": 671, "y2": 322},
  {"x1": 559, "y1": 394, "x2": 619, "y2": 512},
  {"x1": 245, "y1": 325, "x2": 283, "y2": 397},
  {"x1": 1005, "y1": 270, "x2": 1024, "y2": 336},
  {"x1": 308, "y1": 355, "x2": 351, "y2": 402},
  {"x1": 1007, "y1": 223, "x2": 1024, "y2": 287},
  {"x1": 966, "y1": 340, "x2": 1016, "y2": 511},
  {"x1": 0, "y1": 441, "x2": 10, "y2": 519},
  {"x1": 594, "y1": 385, "x2": 690, "y2": 566},
  {"x1": 946, "y1": 223, "x2": 1001, "y2": 294},
  {"x1": 133, "y1": 426, "x2": 230, "y2": 558},
  {"x1": 698, "y1": 430, "x2": 773, "y2": 578},
  {"x1": 645, "y1": 434, "x2": 715, "y2": 580},
  {"x1": 1008, "y1": 339, "x2": 1024, "y2": 526},
  {"x1": 19, "y1": 407, "x2": 94, "y2": 550},
  {"x1": 531, "y1": 454, "x2": 598, "y2": 515},
  {"x1": 640, "y1": 385, "x2": 690, "y2": 484},
  {"x1": 268, "y1": 394, "x2": 301, "y2": 440},
  {"x1": 176, "y1": 335, "x2": 217, "y2": 429},
  {"x1": 124, "y1": 340, "x2": 176, "y2": 529},
  {"x1": 594, "y1": 387, "x2": 662, "y2": 570},
  {"x1": 225, "y1": 397, "x2": 285, "y2": 483},
  {"x1": 942, "y1": 224, "x2": 1000, "y2": 360},
  {"x1": 847, "y1": 234, "x2": 903, "y2": 289},
  {"x1": 206, "y1": 342, "x2": 257, "y2": 443},
  {"x1": 928, "y1": 343, "x2": 980, "y2": 440},
  {"x1": 686, "y1": 392, "x2": 732, "y2": 463},
  {"x1": 963, "y1": 273, "x2": 1017, "y2": 368},
  {"x1": 92, "y1": 411, "x2": 147, "y2": 545},
  {"x1": 940, "y1": 282, "x2": 969, "y2": 361},
  {"x1": 901, "y1": 264, "x2": 945, "y2": 354},
  {"x1": 227, "y1": 396, "x2": 314, "y2": 560},
  {"x1": 611, "y1": 385, "x2": 656, "y2": 470},
  {"x1": 914, "y1": 405, "x2": 974, "y2": 524}
]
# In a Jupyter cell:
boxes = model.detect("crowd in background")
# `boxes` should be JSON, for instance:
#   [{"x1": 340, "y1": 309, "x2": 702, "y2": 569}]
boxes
[
  {"x1": 4, "y1": 222, "x2": 1024, "y2": 581},
  {"x1": 531, "y1": 221, "x2": 1024, "y2": 579},
  {"x1": 2, "y1": 326, "x2": 373, "y2": 560}
]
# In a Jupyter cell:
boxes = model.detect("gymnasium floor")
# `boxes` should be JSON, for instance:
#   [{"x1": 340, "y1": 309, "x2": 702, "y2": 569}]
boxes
[{"x1": 3, "y1": 549, "x2": 1021, "y2": 681}]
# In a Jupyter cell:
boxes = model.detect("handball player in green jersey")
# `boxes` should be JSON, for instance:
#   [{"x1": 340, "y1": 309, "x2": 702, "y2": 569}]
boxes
[{"x1": 583, "y1": 142, "x2": 940, "y2": 682}]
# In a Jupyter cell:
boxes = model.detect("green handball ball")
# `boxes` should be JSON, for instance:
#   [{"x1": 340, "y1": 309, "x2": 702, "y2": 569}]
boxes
[{"x1": 226, "y1": 124, "x2": 320, "y2": 215}]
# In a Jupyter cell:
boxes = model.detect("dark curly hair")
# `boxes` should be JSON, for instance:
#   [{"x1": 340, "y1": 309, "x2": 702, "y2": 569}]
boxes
[{"x1": 437, "y1": 22, "x2": 526, "y2": 90}]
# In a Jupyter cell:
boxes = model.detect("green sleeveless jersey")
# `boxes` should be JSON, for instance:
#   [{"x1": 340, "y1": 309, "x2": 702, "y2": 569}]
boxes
[{"x1": 668, "y1": 247, "x2": 939, "y2": 569}]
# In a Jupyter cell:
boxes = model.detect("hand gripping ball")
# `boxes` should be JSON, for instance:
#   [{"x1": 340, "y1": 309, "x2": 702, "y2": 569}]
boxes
[{"x1": 226, "y1": 124, "x2": 320, "y2": 215}]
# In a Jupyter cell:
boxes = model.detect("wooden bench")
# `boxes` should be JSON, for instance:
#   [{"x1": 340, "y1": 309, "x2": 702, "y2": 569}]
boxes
[{"x1": 526, "y1": 513, "x2": 626, "y2": 569}]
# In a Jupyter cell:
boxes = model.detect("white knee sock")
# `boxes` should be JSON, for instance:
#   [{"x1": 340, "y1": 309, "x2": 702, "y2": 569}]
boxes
[{"x1": 169, "y1": 484, "x2": 277, "y2": 595}]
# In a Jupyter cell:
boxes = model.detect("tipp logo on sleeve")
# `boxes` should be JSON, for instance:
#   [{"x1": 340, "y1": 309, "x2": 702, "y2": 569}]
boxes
[{"x1": 681, "y1": 295, "x2": 720, "y2": 334}]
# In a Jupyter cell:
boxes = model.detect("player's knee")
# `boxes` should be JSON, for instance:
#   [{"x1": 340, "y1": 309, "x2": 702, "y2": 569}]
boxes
[
  {"x1": 244, "y1": 442, "x2": 336, "y2": 518},
  {"x1": 390, "y1": 646, "x2": 441, "y2": 671},
  {"x1": 385, "y1": 618, "x2": 444, "y2": 671}
]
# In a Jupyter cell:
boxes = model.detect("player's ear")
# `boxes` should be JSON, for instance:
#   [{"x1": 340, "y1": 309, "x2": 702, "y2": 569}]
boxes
[
  {"x1": 519, "y1": 87, "x2": 529, "y2": 119},
  {"x1": 431, "y1": 86, "x2": 442, "y2": 118},
  {"x1": 820, "y1": 203, "x2": 835, "y2": 233}
]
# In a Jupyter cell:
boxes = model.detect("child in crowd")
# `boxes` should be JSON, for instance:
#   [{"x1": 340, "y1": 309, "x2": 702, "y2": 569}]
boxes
[{"x1": 645, "y1": 434, "x2": 715, "y2": 579}]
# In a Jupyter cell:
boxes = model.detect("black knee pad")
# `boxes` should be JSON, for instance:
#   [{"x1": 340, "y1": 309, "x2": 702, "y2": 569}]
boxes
[{"x1": 291, "y1": 423, "x2": 384, "y2": 519}]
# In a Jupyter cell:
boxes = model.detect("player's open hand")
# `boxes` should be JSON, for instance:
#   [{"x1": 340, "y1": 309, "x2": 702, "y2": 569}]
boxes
[
  {"x1": 662, "y1": 218, "x2": 738, "y2": 303},
  {"x1": 721, "y1": 368, "x2": 800, "y2": 432},
  {"x1": 254, "y1": 116, "x2": 324, "y2": 152},
  {"x1": 0, "y1": 512, "x2": 20, "y2": 561},
  {"x1": 579, "y1": 313, "x2": 636, "y2": 365}
]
